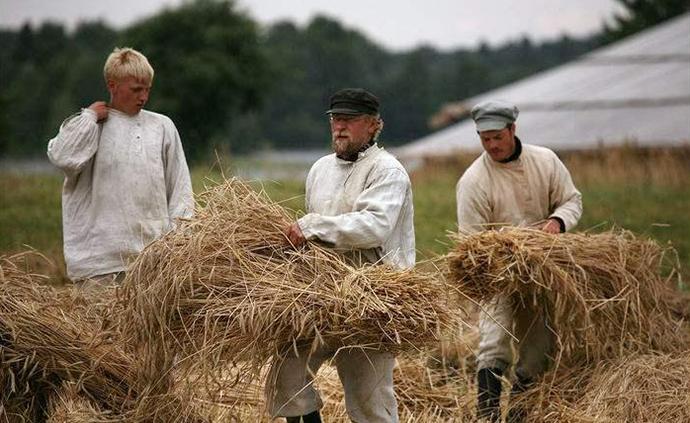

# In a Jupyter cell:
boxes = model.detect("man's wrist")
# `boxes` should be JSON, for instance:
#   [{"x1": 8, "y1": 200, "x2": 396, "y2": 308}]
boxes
[
  {"x1": 550, "y1": 216, "x2": 566, "y2": 233},
  {"x1": 82, "y1": 108, "x2": 98, "y2": 123}
]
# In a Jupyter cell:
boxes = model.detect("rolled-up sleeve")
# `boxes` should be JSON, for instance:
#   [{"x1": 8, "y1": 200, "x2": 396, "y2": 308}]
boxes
[
  {"x1": 47, "y1": 109, "x2": 100, "y2": 178},
  {"x1": 298, "y1": 168, "x2": 409, "y2": 249}
]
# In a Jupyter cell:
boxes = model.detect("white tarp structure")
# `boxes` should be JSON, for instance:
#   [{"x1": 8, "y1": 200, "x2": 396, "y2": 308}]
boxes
[{"x1": 395, "y1": 13, "x2": 690, "y2": 160}]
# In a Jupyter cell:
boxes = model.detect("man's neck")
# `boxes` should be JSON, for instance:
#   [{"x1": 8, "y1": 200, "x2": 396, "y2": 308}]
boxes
[
  {"x1": 337, "y1": 138, "x2": 375, "y2": 162},
  {"x1": 499, "y1": 137, "x2": 522, "y2": 163}
]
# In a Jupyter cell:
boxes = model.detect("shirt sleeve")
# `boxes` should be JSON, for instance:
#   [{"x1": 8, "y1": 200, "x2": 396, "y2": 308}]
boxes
[
  {"x1": 548, "y1": 155, "x2": 583, "y2": 231},
  {"x1": 162, "y1": 119, "x2": 194, "y2": 222},
  {"x1": 298, "y1": 167, "x2": 409, "y2": 249},
  {"x1": 46, "y1": 108, "x2": 100, "y2": 178},
  {"x1": 456, "y1": 172, "x2": 492, "y2": 234}
]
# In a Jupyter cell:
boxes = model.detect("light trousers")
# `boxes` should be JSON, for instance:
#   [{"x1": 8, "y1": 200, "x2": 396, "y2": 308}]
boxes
[
  {"x1": 476, "y1": 295, "x2": 553, "y2": 379},
  {"x1": 266, "y1": 345, "x2": 398, "y2": 423}
]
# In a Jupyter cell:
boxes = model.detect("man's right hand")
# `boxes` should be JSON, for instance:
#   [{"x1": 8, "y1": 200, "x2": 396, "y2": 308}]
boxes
[
  {"x1": 88, "y1": 101, "x2": 109, "y2": 122},
  {"x1": 285, "y1": 222, "x2": 306, "y2": 247}
]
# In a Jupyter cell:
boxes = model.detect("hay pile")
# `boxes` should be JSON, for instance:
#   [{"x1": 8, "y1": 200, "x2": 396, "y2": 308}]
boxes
[
  {"x1": 445, "y1": 227, "x2": 689, "y2": 422},
  {"x1": 46, "y1": 383, "x2": 115, "y2": 423},
  {"x1": 566, "y1": 351, "x2": 690, "y2": 422},
  {"x1": 509, "y1": 351, "x2": 690, "y2": 423},
  {"x1": 446, "y1": 228, "x2": 686, "y2": 364},
  {"x1": 119, "y1": 178, "x2": 459, "y2": 384},
  {"x1": 0, "y1": 252, "x2": 203, "y2": 422}
]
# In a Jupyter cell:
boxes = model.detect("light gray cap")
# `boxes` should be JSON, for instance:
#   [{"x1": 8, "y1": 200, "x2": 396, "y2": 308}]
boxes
[{"x1": 470, "y1": 100, "x2": 519, "y2": 132}]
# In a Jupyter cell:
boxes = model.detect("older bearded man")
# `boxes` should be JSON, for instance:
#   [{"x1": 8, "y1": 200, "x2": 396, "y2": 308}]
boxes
[{"x1": 267, "y1": 88, "x2": 415, "y2": 423}]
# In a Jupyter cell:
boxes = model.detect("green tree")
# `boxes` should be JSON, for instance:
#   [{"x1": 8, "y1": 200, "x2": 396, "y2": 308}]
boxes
[
  {"x1": 235, "y1": 15, "x2": 390, "y2": 150},
  {"x1": 380, "y1": 47, "x2": 436, "y2": 143},
  {"x1": 603, "y1": 0, "x2": 690, "y2": 42},
  {"x1": 3, "y1": 23, "x2": 73, "y2": 156},
  {"x1": 120, "y1": 0, "x2": 270, "y2": 161}
]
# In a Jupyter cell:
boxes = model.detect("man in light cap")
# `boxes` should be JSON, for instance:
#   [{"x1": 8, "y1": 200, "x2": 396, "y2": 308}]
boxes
[
  {"x1": 265, "y1": 88, "x2": 415, "y2": 423},
  {"x1": 456, "y1": 100, "x2": 582, "y2": 422}
]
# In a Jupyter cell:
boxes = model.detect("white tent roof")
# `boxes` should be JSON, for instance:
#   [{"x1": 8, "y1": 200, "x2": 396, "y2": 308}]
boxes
[{"x1": 395, "y1": 13, "x2": 690, "y2": 161}]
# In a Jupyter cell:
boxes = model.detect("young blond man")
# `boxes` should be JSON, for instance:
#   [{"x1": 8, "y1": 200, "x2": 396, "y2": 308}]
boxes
[{"x1": 47, "y1": 47, "x2": 193, "y2": 292}]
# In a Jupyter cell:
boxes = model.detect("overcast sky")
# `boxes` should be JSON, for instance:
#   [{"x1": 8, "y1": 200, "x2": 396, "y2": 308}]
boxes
[{"x1": 0, "y1": 0, "x2": 626, "y2": 50}]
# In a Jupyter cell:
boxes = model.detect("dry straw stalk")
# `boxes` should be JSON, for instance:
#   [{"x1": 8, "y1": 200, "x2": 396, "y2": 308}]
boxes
[
  {"x1": 446, "y1": 227, "x2": 686, "y2": 365},
  {"x1": 0, "y1": 252, "x2": 203, "y2": 422},
  {"x1": 118, "y1": 178, "x2": 461, "y2": 389}
]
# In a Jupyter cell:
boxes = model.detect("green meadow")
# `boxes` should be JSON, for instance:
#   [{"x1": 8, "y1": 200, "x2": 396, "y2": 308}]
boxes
[{"x1": 1, "y1": 146, "x2": 688, "y2": 284}]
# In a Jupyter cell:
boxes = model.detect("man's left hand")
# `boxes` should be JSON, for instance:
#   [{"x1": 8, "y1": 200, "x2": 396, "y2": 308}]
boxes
[
  {"x1": 285, "y1": 222, "x2": 306, "y2": 247},
  {"x1": 541, "y1": 218, "x2": 561, "y2": 234}
]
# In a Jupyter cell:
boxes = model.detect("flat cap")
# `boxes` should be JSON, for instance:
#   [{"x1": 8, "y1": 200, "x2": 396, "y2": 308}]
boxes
[
  {"x1": 471, "y1": 100, "x2": 519, "y2": 132},
  {"x1": 326, "y1": 88, "x2": 380, "y2": 115}
]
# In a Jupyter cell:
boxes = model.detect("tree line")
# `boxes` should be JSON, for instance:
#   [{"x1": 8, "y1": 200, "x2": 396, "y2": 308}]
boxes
[{"x1": 0, "y1": 0, "x2": 687, "y2": 162}]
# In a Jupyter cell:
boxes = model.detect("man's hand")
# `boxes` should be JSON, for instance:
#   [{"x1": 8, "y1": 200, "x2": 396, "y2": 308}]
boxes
[
  {"x1": 285, "y1": 222, "x2": 306, "y2": 247},
  {"x1": 88, "y1": 101, "x2": 109, "y2": 122},
  {"x1": 541, "y1": 218, "x2": 561, "y2": 234}
]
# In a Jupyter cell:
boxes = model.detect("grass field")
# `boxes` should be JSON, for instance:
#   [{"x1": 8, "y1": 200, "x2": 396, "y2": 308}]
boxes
[{"x1": 1, "y1": 146, "x2": 688, "y2": 283}]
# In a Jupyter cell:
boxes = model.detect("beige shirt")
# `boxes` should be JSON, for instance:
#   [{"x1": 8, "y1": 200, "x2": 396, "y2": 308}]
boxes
[
  {"x1": 298, "y1": 144, "x2": 415, "y2": 269},
  {"x1": 47, "y1": 108, "x2": 193, "y2": 280},
  {"x1": 456, "y1": 143, "x2": 582, "y2": 234}
]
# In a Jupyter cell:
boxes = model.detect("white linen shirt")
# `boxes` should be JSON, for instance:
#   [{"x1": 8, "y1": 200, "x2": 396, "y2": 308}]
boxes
[
  {"x1": 456, "y1": 143, "x2": 582, "y2": 234},
  {"x1": 297, "y1": 144, "x2": 415, "y2": 269},
  {"x1": 47, "y1": 108, "x2": 193, "y2": 280}
]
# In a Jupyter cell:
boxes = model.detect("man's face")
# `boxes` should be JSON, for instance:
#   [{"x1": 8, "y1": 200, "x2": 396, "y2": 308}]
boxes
[
  {"x1": 479, "y1": 124, "x2": 516, "y2": 162},
  {"x1": 108, "y1": 76, "x2": 151, "y2": 116},
  {"x1": 329, "y1": 113, "x2": 378, "y2": 157}
]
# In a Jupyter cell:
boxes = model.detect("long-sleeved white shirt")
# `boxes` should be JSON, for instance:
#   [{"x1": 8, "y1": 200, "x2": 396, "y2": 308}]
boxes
[
  {"x1": 297, "y1": 144, "x2": 415, "y2": 269},
  {"x1": 47, "y1": 107, "x2": 193, "y2": 280},
  {"x1": 456, "y1": 142, "x2": 582, "y2": 234}
]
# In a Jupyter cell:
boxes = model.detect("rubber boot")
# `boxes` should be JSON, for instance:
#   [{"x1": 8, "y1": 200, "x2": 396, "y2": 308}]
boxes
[
  {"x1": 477, "y1": 367, "x2": 503, "y2": 422},
  {"x1": 506, "y1": 374, "x2": 533, "y2": 423},
  {"x1": 286, "y1": 410, "x2": 322, "y2": 423}
]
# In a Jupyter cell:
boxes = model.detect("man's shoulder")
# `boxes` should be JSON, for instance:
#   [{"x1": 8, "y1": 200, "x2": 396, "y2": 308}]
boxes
[
  {"x1": 459, "y1": 153, "x2": 489, "y2": 181},
  {"x1": 522, "y1": 143, "x2": 558, "y2": 160},
  {"x1": 367, "y1": 148, "x2": 411, "y2": 183},
  {"x1": 311, "y1": 152, "x2": 337, "y2": 168},
  {"x1": 140, "y1": 109, "x2": 176, "y2": 127},
  {"x1": 372, "y1": 148, "x2": 406, "y2": 169}
]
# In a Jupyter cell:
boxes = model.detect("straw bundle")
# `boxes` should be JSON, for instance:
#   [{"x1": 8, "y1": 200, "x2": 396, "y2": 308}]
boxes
[
  {"x1": 0, "y1": 253, "x2": 205, "y2": 423},
  {"x1": 512, "y1": 351, "x2": 690, "y2": 423},
  {"x1": 119, "y1": 178, "x2": 458, "y2": 383},
  {"x1": 46, "y1": 383, "x2": 115, "y2": 423},
  {"x1": 567, "y1": 351, "x2": 690, "y2": 423},
  {"x1": 446, "y1": 228, "x2": 685, "y2": 364},
  {"x1": 394, "y1": 353, "x2": 474, "y2": 421},
  {"x1": 0, "y1": 253, "x2": 138, "y2": 415}
]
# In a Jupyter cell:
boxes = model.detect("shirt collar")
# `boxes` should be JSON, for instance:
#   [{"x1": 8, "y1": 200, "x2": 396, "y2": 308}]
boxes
[
  {"x1": 499, "y1": 136, "x2": 522, "y2": 163},
  {"x1": 335, "y1": 142, "x2": 379, "y2": 164},
  {"x1": 335, "y1": 139, "x2": 377, "y2": 162}
]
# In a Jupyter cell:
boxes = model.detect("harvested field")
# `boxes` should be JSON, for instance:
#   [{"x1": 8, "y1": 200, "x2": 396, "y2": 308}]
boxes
[{"x1": 1, "y1": 179, "x2": 688, "y2": 422}]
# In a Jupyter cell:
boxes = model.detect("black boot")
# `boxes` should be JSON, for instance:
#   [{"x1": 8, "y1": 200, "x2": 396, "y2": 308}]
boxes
[
  {"x1": 286, "y1": 410, "x2": 322, "y2": 423},
  {"x1": 477, "y1": 367, "x2": 503, "y2": 422},
  {"x1": 506, "y1": 374, "x2": 533, "y2": 423}
]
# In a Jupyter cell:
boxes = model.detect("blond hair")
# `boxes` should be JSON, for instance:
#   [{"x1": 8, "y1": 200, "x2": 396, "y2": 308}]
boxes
[{"x1": 103, "y1": 47, "x2": 154, "y2": 83}]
